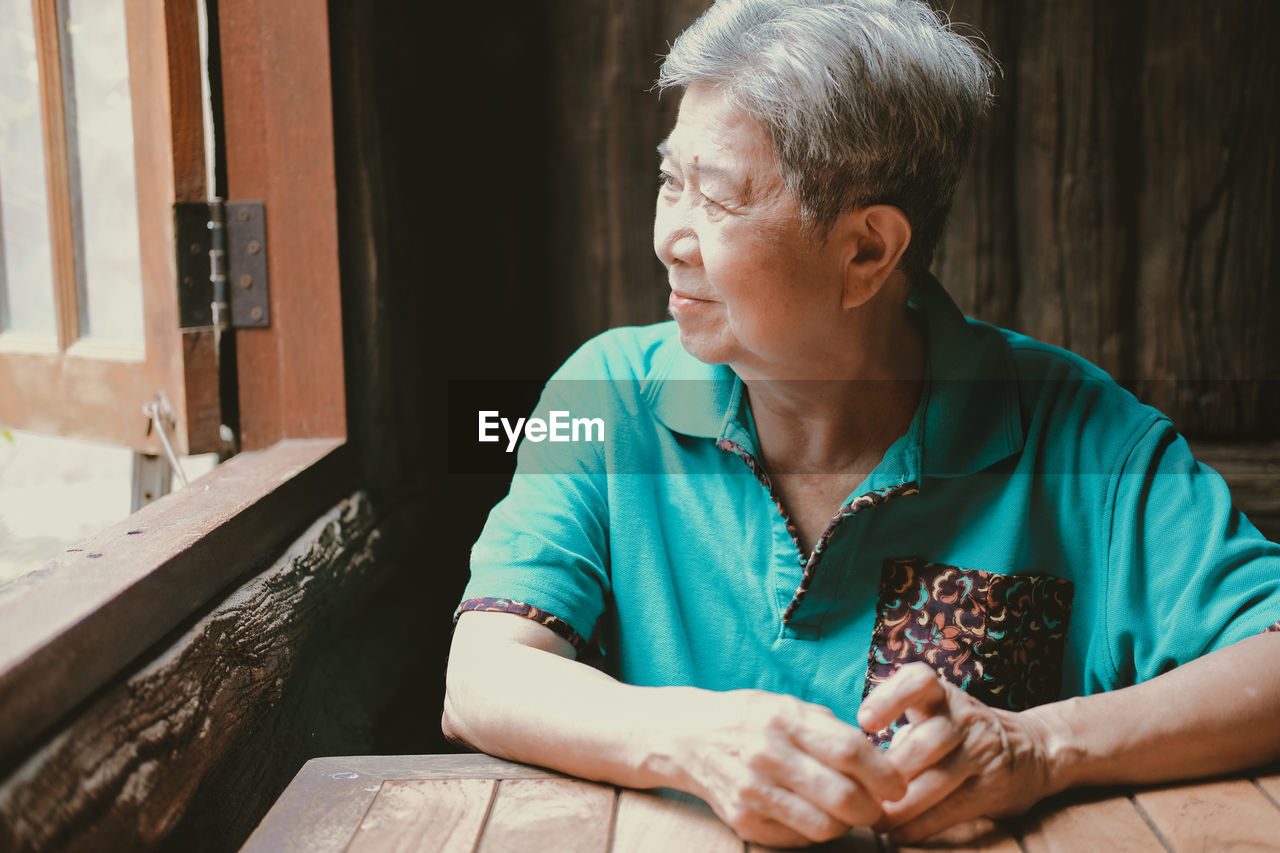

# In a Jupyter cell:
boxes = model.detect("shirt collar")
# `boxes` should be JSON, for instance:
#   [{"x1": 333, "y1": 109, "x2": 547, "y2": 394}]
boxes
[{"x1": 645, "y1": 273, "x2": 1024, "y2": 482}]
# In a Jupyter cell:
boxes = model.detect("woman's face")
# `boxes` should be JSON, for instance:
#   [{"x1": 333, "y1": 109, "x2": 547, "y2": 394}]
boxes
[{"x1": 654, "y1": 84, "x2": 849, "y2": 379}]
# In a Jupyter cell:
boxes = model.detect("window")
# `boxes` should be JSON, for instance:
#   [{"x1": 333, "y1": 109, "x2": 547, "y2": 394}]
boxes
[{"x1": 0, "y1": 0, "x2": 223, "y2": 454}]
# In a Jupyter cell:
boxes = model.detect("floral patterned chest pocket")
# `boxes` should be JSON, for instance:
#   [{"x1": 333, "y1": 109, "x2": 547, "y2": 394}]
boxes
[{"x1": 862, "y1": 557, "x2": 1074, "y2": 745}]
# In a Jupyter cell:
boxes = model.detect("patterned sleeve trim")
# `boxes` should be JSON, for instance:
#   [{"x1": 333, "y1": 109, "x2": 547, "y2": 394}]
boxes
[
  {"x1": 454, "y1": 597, "x2": 588, "y2": 653},
  {"x1": 1265, "y1": 621, "x2": 1280, "y2": 634}
]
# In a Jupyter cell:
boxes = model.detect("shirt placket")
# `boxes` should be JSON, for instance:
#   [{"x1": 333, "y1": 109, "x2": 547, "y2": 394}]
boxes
[{"x1": 716, "y1": 437, "x2": 919, "y2": 627}]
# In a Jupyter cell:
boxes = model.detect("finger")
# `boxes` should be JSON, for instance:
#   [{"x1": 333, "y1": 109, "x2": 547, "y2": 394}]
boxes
[
  {"x1": 857, "y1": 662, "x2": 948, "y2": 732},
  {"x1": 758, "y1": 746, "x2": 886, "y2": 826},
  {"x1": 741, "y1": 815, "x2": 814, "y2": 849},
  {"x1": 888, "y1": 779, "x2": 993, "y2": 843},
  {"x1": 877, "y1": 747, "x2": 973, "y2": 830},
  {"x1": 886, "y1": 713, "x2": 965, "y2": 779},
  {"x1": 742, "y1": 782, "x2": 852, "y2": 844},
  {"x1": 789, "y1": 706, "x2": 906, "y2": 802}
]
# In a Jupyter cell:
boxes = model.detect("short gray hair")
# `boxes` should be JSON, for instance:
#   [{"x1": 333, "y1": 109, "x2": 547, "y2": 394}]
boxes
[{"x1": 658, "y1": 0, "x2": 996, "y2": 274}]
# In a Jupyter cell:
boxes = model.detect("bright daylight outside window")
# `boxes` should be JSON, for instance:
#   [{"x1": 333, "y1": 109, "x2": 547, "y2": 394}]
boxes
[{"x1": 0, "y1": 0, "x2": 222, "y2": 587}]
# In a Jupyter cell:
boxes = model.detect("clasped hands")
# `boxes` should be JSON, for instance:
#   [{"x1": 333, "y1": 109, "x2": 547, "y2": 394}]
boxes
[{"x1": 676, "y1": 662, "x2": 1060, "y2": 848}]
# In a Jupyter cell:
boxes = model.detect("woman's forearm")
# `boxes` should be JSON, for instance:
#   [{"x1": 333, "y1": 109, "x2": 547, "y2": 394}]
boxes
[
  {"x1": 1031, "y1": 632, "x2": 1280, "y2": 791},
  {"x1": 442, "y1": 613, "x2": 688, "y2": 790}
]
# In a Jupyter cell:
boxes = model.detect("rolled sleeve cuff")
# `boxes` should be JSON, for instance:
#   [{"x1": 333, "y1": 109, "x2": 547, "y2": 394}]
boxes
[{"x1": 454, "y1": 597, "x2": 588, "y2": 653}]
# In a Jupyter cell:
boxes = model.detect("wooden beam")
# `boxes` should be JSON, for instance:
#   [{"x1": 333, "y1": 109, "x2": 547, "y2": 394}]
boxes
[
  {"x1": 0, "y1": 486, "x2": 374, "y2": 852},
  {"x1": 0, "y1": 438, "x2": 351, "y2": 766}
]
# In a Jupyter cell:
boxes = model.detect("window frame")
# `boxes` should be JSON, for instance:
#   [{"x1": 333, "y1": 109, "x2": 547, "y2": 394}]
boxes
[
  {"x1": 0, "y1": 0, "x2": 348, "y2": 765},
  {"x1": 0, "y1": 0, "x2": 222, "y2": 454}
]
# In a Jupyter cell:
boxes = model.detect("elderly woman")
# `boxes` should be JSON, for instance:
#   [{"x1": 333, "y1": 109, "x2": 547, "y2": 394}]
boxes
[{"x1": 443, "y1": 0, "x2": 1280, "y2": 846}]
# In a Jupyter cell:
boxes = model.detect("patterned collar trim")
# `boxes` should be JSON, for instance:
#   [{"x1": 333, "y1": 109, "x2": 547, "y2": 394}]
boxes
[{"x1": 644, "y1": 274, "x2": 1025, "y2": 483}]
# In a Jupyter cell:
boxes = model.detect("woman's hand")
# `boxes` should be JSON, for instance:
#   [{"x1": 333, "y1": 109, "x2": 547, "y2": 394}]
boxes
[
  {"x1": 856, "y1": 663, "x2": 1061, "y2": 843},
  {"x1": 670, "y1": 688, "x2": 907, "y2": 848}
]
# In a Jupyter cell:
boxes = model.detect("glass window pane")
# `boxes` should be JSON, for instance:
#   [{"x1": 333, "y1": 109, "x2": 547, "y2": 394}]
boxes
[
  {"x1": 0, "y1": 0, "x2": 57, "y2": 336},
  {"x1": 62, "y1": 0, "x2": 144, "y2": 345}
]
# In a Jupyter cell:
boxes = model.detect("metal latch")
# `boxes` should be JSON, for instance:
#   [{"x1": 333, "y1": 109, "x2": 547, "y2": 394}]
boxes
[{"x1": 175, "y1": 200, "x2": 270, "y2": 329}]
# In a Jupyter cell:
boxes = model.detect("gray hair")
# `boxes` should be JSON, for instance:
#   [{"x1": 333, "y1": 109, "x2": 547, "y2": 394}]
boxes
[{"x1": 657, "y1": 0, "x2": 996, "y2": 274}]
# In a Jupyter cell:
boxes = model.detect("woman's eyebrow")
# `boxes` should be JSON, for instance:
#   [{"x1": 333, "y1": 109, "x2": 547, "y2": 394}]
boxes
[{"x1": 656, "y1": 139, "x2": 754, "y2": 200}]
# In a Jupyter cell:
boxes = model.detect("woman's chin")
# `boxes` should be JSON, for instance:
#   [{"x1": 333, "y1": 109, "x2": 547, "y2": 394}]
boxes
[{"x1": 674, "y1": 325, "x2": 734, "y2": 366}]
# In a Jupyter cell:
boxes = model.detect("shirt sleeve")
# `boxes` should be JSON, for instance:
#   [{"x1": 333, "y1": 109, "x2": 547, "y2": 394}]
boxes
[
  {"x1": 456, "y1": 352, "x2": 612, "y2": 654},
  {"x1": 1099, "y1": 416, "x2": 1280, "y2": 688}
]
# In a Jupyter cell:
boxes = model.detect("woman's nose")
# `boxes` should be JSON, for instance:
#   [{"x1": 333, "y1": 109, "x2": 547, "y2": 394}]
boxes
[{"x1": 653, "y1": 201, "x2": 701, "y2": 268}]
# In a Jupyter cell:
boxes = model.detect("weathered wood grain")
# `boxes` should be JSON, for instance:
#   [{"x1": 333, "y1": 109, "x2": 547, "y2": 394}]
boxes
[
  {"x1": 1134, "y1": 777, "x2": 1280, "y2": 850},
  {"x1": 930, "y1": 0, "x2": 1021, "y2": 333},
  {"x1": 345, "y1": 779, "x2": 496, "y2": 853},
  {"x1": 897, "y1": 0, "x2": 1143, "y2": 379},
  {"x1": 938, "y1": 1, "x2": 1279, "y2": 439},
  {"x1": 240, "y1": 756, "x2": 567, "y2": 853},
  {"x1": 1133, "y1": 2, "x2": 1280, "y2": 437},
  {"x1": 0, "y1": 490, "x2": 377, "y2": 853},
  {"x1": 315, "y1": 754, "x2": 565, "y2": 782},
  {"x1": 1018, "y1": 792, "x2": 1164, "y2": 853},
  {"x1": 612, "y1": 789, "x2": 743, "y2": 853},
  {"x1": 475, "y1": 778, "x2": 615, "y2": 853},
  {"x1": 0, "y1": 439, "x2": 349, "y2": 767}
]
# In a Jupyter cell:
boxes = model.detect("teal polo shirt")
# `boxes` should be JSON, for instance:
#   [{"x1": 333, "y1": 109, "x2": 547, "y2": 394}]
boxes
[{"x1": 459, "y1": 275, "x2": 1280, "y2": 728}]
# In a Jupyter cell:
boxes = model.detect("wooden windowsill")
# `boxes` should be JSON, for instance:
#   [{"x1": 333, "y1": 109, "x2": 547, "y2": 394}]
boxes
[{"x1": 0, "y1": 437, "x2": 353, "y2": 765}]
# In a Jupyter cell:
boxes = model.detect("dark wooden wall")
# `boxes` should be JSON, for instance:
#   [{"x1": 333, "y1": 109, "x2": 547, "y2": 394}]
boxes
[
  {"x1": 541, "y1": 0, "x2": 1280, "y2": 441},
  {"x1": 935, "y1": 0, "x2": 1280, "y2": 439}
]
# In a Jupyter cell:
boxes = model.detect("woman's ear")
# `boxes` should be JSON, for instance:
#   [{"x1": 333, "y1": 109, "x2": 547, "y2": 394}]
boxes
[{"x1": 837, "y1": 205, "x2": 912, "y2": 310}]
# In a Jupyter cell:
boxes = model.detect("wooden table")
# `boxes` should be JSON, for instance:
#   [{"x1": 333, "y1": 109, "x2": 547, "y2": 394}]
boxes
[{"x1": 242, "y1": 754, "x2": 1280, "y2": 852}]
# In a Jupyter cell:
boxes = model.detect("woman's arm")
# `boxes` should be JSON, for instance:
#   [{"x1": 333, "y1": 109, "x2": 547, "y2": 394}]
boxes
[
  {"x1": 444, "y1": 611, "x2": 906, "y2": 848},
  {"x1": 858, "y1": 631, "x2": 1280, "y2": 842}
]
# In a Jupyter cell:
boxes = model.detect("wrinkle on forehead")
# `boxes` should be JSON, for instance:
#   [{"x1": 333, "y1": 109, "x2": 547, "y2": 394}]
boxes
[{"x1": 660, "y1": 85, "x2": 792, "y2": 207}]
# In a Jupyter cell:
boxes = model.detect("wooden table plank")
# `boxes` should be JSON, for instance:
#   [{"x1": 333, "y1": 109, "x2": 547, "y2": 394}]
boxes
[
  {"x1": 1018, "y1": 792, "x2": 1164, "y2": 853},
  {"x1": 887, "y1": 818, "x2": 1021, "y2": 853},
  {"x1": 324, "y1": 753, "x2": 564, "y2": 781},
  {"x1": 241, "y1": 755, "x2": 561, "y2": 852},
  {"x1": 345, "y1": 779, "x2": 496, "y2": 853},
  {"x1": 1135, "y1": 777, "x2": 1280, "y2": 850},
  {"x1": 475, "y1": 778, "x2": 616, "y2": 853},
  {"x1": 612, "y1": 789, "x2": 744, "y2": 853}
]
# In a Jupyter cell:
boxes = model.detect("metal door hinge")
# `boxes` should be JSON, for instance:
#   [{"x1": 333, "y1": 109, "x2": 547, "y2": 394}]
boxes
[{"x1": 175, "y1": 200, "x2": 270, "y2": 329}]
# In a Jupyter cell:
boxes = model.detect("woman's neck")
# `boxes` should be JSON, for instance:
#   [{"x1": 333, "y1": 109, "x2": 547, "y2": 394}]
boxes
[{"x1": 741, "y1": 303, "x2": 926, "y2": 476}]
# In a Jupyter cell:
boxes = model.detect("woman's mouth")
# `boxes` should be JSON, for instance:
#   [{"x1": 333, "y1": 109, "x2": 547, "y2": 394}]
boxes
[{"x1": 669, "y1": 290, "x2": 712, "y2": 310}]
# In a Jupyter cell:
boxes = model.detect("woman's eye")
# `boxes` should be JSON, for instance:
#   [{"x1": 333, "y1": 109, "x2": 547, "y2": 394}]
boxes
[{"x1": 658, "y1": 171, "x2": 679, "y2": 191}]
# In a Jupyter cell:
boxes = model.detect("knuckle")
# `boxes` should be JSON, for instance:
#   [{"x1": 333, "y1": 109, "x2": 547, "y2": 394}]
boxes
[
  {"x1": 832, "y1": 733, "x2": 867, "y2": 763},
  {"x1": 737, "y1": 780, "x2": 769, "y2": 809},
  {"x1": 743, "y1": 744, "x2": 775, "y2": 774},
  {"x1": 720, "y1": 801, "x2": 748, "y2": 830},
  {"x1": 838, "y1": 786, "x2": 882, "y2": 825}
]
